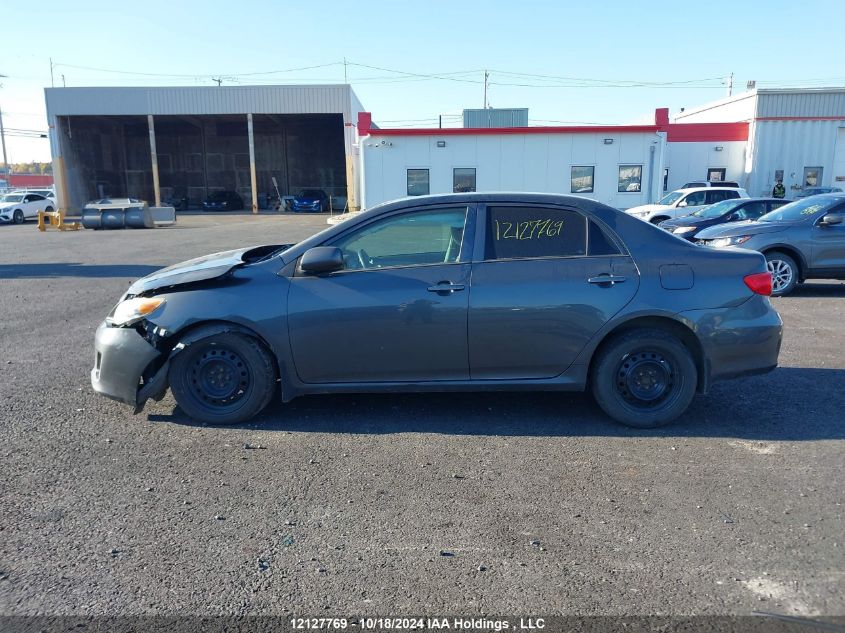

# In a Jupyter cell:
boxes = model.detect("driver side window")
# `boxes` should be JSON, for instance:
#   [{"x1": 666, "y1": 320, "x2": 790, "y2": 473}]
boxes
[
  {"x1": 332, "y1": 207, "x2": 468, "y2": 271},
  {"x1": 683, "y1": 191, "x2": 706, "y2": 206}
]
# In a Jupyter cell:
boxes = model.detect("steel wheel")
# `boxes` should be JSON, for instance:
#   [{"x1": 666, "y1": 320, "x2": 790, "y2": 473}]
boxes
[
  {"x1": 591, "y1": 328, "x2": 697, "y2": 428},
  {"x1": 191, "y1": 347, "x2": 250, "y2": 407},
  {"x1": 616, "y1": 351, "x2": 675, "y2": 409},
  {"x1": 168, "y1": 332, "x2": 277, "y2": 425}
]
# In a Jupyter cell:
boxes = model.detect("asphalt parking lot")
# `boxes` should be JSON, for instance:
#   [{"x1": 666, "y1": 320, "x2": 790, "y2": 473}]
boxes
[{"x1": 0, "y1": 214, "x2": 843, "y2": 619}]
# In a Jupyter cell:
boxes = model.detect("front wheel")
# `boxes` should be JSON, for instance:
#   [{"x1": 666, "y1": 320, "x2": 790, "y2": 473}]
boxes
[
  {"x1": 13, "y1": 209, "x2": 24, "y2": 224},
  {"x1": 591, "y1": 329, "x2": 697, "y2": 428},
  {"x1": 45, "y1": 206, "x2": 54, "y2": 213},
  {"x1": 765, "y1": 251, "x2": 798, "y2": 296},
  {"x1": 168, "y1": 332, "x2": 277, "y2": 425}
]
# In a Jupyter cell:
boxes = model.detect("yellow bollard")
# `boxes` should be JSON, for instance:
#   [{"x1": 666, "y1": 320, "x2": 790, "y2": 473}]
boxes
[{"x1": 37, "y1": 208, "x2": 80, "y2": 232}]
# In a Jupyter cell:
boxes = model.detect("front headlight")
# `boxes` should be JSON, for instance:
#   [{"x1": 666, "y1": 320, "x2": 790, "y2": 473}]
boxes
[
  {"x1": 107, "y1": 297, "x2": 166, "y2": 327},
  {"x1": 673, "y1": 226, "x2": 696, "y2": 234},
  {"x1": 710, "y1": 235, "x2": 751, "y2": 248}
]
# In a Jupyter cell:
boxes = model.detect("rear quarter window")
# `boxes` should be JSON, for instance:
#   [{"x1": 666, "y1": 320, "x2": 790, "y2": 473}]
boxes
[{"x1": 485, "y1": 206, "x2": 587, "y2": 260}]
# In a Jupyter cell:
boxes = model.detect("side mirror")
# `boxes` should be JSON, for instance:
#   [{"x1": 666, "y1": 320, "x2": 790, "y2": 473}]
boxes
[
  {"x1": 300, "y1": 246, "x2": 344, "y2": 274},
  {"x1": 820, "y1": 213, "x2": 843, "y2": 226},
  {"x1": 677, "y1": 200, "x2": 688, "y2": 208}
]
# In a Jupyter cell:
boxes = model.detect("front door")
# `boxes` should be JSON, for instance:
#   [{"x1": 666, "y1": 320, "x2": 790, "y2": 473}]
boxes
[
  {"x1": 468, "y1": 204, "x2": 639, "y2": 379},
  {"x1": 811, "y1": 203, "x2": 845, "y2": 271},
  {"x1": 288, "y1": 206, "x2": 472, "y2": 383}
]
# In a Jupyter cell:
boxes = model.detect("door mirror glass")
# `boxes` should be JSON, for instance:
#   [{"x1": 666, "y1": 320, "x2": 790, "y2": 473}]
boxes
[
  {"x1": 677, "y1": 200, "x2": 687, "y2": 208},
  {"x1": 300, "y1": 247, "x2": 344, "y2": 274},
  {"x1": 820, "y1": 213, "x2": 843, "y2": 226}
]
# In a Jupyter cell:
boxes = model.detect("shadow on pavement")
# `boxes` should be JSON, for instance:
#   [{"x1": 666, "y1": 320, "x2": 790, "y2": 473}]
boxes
[
  {"x1": 148, "y1": 367, "x2": 845, "y2": 441},
  {"x1": 0, "y1": 263, "x2": 161, "y2": 279},
  {"x1": 778, "y1": 282, "x2": 845, "y2": 298}
]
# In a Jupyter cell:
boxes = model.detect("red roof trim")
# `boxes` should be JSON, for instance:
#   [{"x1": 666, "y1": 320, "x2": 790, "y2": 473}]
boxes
[
  {"x1": 368, "y1": 124, "x2": 661, "y2": 136},
  {"x1": 665, "y1": 122, "x2": 749, "y2": 142}
]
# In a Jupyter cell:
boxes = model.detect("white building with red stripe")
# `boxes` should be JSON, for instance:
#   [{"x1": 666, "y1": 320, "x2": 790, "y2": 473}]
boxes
[
  {"x1": 357, "y1": 108, "x2": 750, "y2": 210},
  {"x1": 356, "y1": 88, "x2": 845, "y2": 209}
]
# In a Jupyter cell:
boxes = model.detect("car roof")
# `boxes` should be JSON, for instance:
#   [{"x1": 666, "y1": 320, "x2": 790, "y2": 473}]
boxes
[{"x1": 675, "y1": 186, "x2": 745, "y2": 193}]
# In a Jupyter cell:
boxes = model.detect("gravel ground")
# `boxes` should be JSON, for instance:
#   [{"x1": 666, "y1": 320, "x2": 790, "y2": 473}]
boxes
[{"x1": 0, "y1": 214, "x2": 842, "y2": 619}]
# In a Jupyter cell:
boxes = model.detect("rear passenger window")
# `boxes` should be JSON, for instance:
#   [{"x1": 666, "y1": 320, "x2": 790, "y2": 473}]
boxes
[
  {"x1": 706, "y1": 190, "x2": 729, "y2": 204},
  {"x1": 485, "y1": 206, "x2": 586, "y2": 260},
  {"x1": 588, "y1": 221, "x2": 622, "y2": 255}
]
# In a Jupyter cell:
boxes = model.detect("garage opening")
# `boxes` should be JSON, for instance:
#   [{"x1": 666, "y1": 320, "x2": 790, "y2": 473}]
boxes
[{"x1": 57, "y1": 113, "x2": 347, "y2": 211}]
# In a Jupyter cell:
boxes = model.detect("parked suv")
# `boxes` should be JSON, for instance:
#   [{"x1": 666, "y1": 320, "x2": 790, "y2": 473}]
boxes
[
  {"x1": 696, "y1": 193, "x2": 845, "y2": 296},
  {"x1": 626, "y1": 187, "x2": 749, "y2": 224}
]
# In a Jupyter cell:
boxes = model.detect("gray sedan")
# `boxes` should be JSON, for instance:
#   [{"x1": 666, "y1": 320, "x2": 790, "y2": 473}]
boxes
[
  {"x1": 696, "y1": 193, "x2": 845, "y2": 296},
  {"x1": 91, "y1": 193, "x2": 782, "y2": 429}
]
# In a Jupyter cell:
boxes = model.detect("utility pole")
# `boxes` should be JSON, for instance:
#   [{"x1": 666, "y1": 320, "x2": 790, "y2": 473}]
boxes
[
  {"x1": 50, "y1": 58, "x2": 54, "y2": 88},
  {"x1": 0, "y1": 74, "x2": 8, "y2": 174},
  {"x1": 62, "y1": 74, "x2": 66, "y2": 88},
  {"x1": 343, "y1": 57, "x2": 348, "y2": 84},
  {"x1": 212, "y1": 77, "x2": 223, "y2": 86},
  {"x1": 483, "y1": 70, "x2": 489, "y2": 109},
  {"x1": 727, "y1": 72, "x2": 734, "y2": 97}
]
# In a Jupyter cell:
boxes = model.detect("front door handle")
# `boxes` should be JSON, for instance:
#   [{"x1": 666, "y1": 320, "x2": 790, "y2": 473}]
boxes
[
  {"x1": 427, "y1": 281, "x2": 466, "y2": 294},
  {"x1": 588, "y1": 274, "x2": 627, "y2": 286}
]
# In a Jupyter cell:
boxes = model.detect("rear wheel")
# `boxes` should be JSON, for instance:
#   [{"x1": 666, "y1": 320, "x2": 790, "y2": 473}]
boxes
[
  {"x1": 591, "y1": 328, "x2": 697, "y2": 428},
  {"x1": 13, "y1": 209, "x2": 24, "y2": 224},
  {"x1": 765, "y1": 251, "x2": 798, "y2": 296},
  {"x1": 168, "y1": 333, "x2": 276, "y2": 425}
]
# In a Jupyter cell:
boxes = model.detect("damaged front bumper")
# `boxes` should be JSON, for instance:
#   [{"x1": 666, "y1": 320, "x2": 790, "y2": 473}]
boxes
[{"x1": 91, "y1": 321, "x2": 169, "y2": 413}]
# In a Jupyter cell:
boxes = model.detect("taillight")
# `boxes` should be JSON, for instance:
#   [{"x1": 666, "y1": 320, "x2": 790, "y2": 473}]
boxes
[{"x1": 744, "y1": 272, "x2": 772, "y2": 296}]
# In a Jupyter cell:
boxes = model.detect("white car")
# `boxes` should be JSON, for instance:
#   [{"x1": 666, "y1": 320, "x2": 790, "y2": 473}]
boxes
[
  {"x1": 625, "y1": 187, "x2": 749, "y2": 224},
  {"x1": 0, "y1": 192, "x2": 56, "y2": 224}
]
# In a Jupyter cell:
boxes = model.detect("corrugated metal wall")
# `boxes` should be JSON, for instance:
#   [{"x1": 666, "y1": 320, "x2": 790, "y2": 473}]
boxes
[
  {"x1": 757, "y1": 91, "x2": 845, "y2": 118},
  {"x1": 46, "y1": 85, "x2": 357, "y2": 119},
  {"x1": 749, "y1": 119, "x2": 845, "y2": 196}
]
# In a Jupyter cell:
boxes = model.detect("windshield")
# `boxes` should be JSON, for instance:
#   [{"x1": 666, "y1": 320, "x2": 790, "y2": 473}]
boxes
[
  {"x1": 658, "y1": 191, "x2": 683, "y2": 205},
  {"x1": 691, "y1": 199, "x2": 745, "y2": 219},
  {"x1": 1, "y1": 194, "x2": 24, "y2": 203},
  {"x1": 758, "y1": 196, "x2": 841, "y2": 222},
  {"x1": 298, "y1": 189, "x2": 323, "y2": 198}
]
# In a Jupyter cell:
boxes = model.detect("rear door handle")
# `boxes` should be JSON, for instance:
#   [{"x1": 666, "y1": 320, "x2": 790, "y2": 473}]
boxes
[
  {"x1": 588, "y1": 274, "x2": 627, "y2": 286},
  {"x1": 427, "y1": 281, "x2": 466, "y2": 294}
]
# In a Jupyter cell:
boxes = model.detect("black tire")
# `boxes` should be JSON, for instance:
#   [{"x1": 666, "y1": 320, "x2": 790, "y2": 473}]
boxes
[
  {"x1": 13, "y1": 209, "x2": 24, "y2": 224},
  {"x1": 45, "y1": 206, "x2": 54, "y2": 213},
  {"x1": 168, "y1": 332, "x2": 276, "y2": 425},
  {"x1": 591, "y1": 328, "x2": 697, "y2": 428},
  {"x1": 765, "y1": 251, "x2": 798, "y2": 297}
]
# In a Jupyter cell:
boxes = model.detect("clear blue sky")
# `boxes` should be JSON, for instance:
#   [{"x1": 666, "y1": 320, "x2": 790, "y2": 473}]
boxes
[{"x1": 2, "y1": 0, "x2": 843, "y2": 163}]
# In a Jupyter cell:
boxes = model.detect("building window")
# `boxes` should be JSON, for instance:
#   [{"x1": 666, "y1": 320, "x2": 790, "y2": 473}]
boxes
[
  {"x1": 663, "y1": 168, "x2": 669, "y2": 192},
  {"x1": 708, "y1": 168, "x2": 726, "y2": 182},
  {"x1": 453, "y1": 168, "x2": 476, "y2": 193},
  {"x1": 407, "y1": 169, "x2": 430, "y2": 196},
  {"x1": 803, "y1": 166, "x2": 823, "y2": 188},
  {"x1": 485, "y1": 206, "x2": 587, "y2": 261},
  {"x1": 618, "y1": 165, "x2": 642, "y2": 193},
  {"x1": 570, "y1": 166, "x2": 594, "y2": 193}
]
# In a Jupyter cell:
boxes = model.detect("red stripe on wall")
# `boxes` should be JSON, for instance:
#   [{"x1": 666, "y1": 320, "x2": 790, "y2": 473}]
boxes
[
  {"x1": 368, "y1": 125, "x2": 661, "y2": 137},
  {"x1": 666, "y1": 122, "x2": 749, "y2": 142}
]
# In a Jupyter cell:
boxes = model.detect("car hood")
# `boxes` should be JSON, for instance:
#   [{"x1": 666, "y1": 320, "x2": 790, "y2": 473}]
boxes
[
  {"x1": 625, "y1": 203, "x2": 670, "y2": 214},
  {"x1": 0, "y1": 203, "x2": 17, "y2": 211},
  {"x1": 660, "y1": 215, "x2": 714, "y2": 228},
  {"x1": 126, "y1": 244, "x2": 292, "y2": 295},
  {"x1": 695, "y1": 220, "x2": 794, "y2": 239}
]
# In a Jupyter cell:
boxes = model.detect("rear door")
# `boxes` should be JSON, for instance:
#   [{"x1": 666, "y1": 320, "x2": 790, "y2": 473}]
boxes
[{"x1": 468, "y1": 203, "x2": 639, "y2": 379}]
